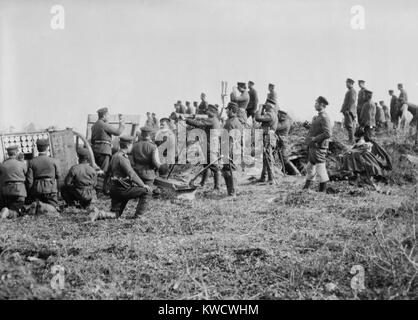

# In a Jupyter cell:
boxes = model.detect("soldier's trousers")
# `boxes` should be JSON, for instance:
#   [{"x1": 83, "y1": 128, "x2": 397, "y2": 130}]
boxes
[
  {"x1": 200, "y1": 164, "x2": 220, "y2": 189},
  {"x1": 261, "y1": 141, "x2": 274, "y2": 181},
  {"x1": 343, "y1": 112, "x2": 355, "y2": 141},
  {"x1": 94, "y1": 153, "x2": 111, "y2": 172},
  {"x1": 61, "y1": 185, "x2": 94, "y2": 208},
  {"x1": 221, "y1": 164, "x2": 236, "y2": 195},
  {"x1": 29, "y1": 192, "x2": 58, "y2": 207},
  {"x1": 109, "y1": 182, "x2": 148, "y2": 217},
  {"x1": 1, "y1": 195, "x2": 25, "y2": 214}
]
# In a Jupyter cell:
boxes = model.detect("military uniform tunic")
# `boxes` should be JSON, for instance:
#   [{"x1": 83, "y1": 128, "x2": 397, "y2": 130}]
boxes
[
  {"x1": 108, "y1": 151, "x2": 148, "y2": 217},
  {"x1": 26, "y1": 153, "x2": 60, "y2": 206},
  {"x1": 61, "y1": 162, "x2": 97, "y2": 208},
  {"x1": 0, "y1": 158, "x2": 27, "y2": 212},
  {"x1": 341, "y1": 87, "x2": 357, "y2": 141},
  {"x1": 132, "y1": 138, "x2": 159, "y2": 185}
]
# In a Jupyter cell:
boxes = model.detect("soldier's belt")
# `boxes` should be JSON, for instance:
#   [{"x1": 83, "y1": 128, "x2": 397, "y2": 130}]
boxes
[
  {"x1": 4, "y1": 181, "x2": 25, "y2": 185},
  {"x1": 93, "y1": 140, "x2": 112, "y2": 146}
]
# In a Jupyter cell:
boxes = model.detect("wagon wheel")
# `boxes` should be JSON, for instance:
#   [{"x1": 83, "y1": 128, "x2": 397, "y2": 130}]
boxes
[{"x1": 72, "y1": 130, "x2": 100, "y2": 170}]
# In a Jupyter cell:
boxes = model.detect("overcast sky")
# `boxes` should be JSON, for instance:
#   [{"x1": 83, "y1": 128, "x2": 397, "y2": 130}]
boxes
[{"x1": 1, "y1": 0, "x2": 418, "y2": 134}]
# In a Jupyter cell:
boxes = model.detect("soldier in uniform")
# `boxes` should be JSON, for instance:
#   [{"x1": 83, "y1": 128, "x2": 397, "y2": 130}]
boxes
[
  {"x1": 359, "y1": 90, "x2": 376, "y2": 141},
  {"x1": 388, "y1": 90, "x2": 399, "y2": 129},
  {"x1": 197, "y1": 93, "x2": 209, "y2": 115},
  {"x1": 186, "y1": 101, "x2": 195, "y2": 115},
  {"x1": 108, "y1": 136, "x2": 152, "y2": 218},
  {"x1": 132, "y1": 126, "x2": 161, "y2": 185},
  {"x1": 0, "y1": 145, "x2": 27, "y2": 215},
  {"x1": 230, "y1": 82, "x2": 250, "y2": 126},
  {"x1": 91, "y1": 107, "x2": 125, "y2": 173},
  {"x1": 357, "y1": 80, "x2": 367, "y2": 121},
  {"x1": 303, "y1": 96, "x2": 332, "y2": 192},
  {"x1": 398, "y1": 83, "x2": 408, "y2": 104},
  {"x1": 193, "y1": 101, "x2": 199, "y2": 114},
  {"x1": 340, "y1": 78, "x2": 357, "y2": 143},
  {"x1": 221, "y1": 102, "x2": 243, "y2": 196},
  {"x1": 247, "y1": 81, "x2": 259, "y2": 121},
  {"x1": 255, "y1": 100, "x2": 278, "y2": 183},
  {"x1": 26, "y1": 139, "x2": 60, "y2": 207},
  {"x1": 185, "y1": 104, "x2": 221, "y2": 190},
  {"x1": 61, "y1": 148, "x2": 97, "y2": 209},
  {"x1": 275, "y1": 110, "x2": 299, "y2": 175},
  {"x1": 380, "y1": 100, "x2": 391, "y2": 130},
  {"x1": 267, "y1": 83, "x2": 278, "y2": 106}
]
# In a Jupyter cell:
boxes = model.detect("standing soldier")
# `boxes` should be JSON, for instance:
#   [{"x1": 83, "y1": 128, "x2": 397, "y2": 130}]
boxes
[
  {"x1": 230, "y1": 82, "x2": 250, "y2": 126},
  {"x1": 177, "y1": 101, "x2": 187, "y2": 114},
  {"x1": 398, "y1": 83, "x2": 408, "y2": 104},
  {"x1": 61, "y1": 148, "x2": 97, "y2": 209},
  {"x1": 389, "y1": 90, "x2": 399, "y2": 129},
  {"x1": 303, "y1": 96, "x2": 332, "y2": 192},
  {"x1": 132, "y1": 126, "x2": 161, "y2": 186},
  {"x1": 26, "y1": 139, "x2": 60, "y2": 208},
  {"x1": 375, "y1": 102, "x2": 386, "y2": 131},
  {"x1": 91, "y1": 107, "x2": 125, "y2": 173},
  {"x1": 186, "y1": 101, "x2": 195, "y2": 115},
  {"x1": 197, "y1": 93, "x2": 209, "y2": 115},
  {"x1": 357, "y1": 80, "x2": 367, "y2": 121},
  {"x1": 340, "y1": 78, "x2": 357, "y2": 143},
  {"x1": 108, "y1": 136, "x2": 152, "y2": 218},
  {"x1": 380, "y1": 100, "x2": 391, "y2": 130},
  {"x1": 359, "y1": 90, "x2": 376, "y2": 141},
  {"x1": 193, "y1": 101, "x2": 199, "y2": 114},
  {"x1": 185, "y1": 104, "x2": 221, "y2": 190},
  {"x1": 247, "y1": 81, "x2": 259, "y2": 122},
  {"x1": 255, "y1": 100, "x2": 278, "y2": 184},
  {"x1": 276, "y1": 110, "x2": 300, "y2": 175},
  {"x1": 222, "y1": 102, "x2": 243, "y2": 196},
  {"x1": 0, "y1": 145, "x2": 27, "y2": 215},
  {"x1": 267, "y1": 83, "x2": 278, "y2": 105}
]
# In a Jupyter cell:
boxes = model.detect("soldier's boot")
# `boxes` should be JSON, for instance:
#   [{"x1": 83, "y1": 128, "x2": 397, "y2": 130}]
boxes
[
  {"x1": 213, "y1": 171, "x2": 220, "y2": 190},
  {"x1": 223, "y1": 171, "x2": 235, "y2": 196},
  {"x1": 134, "y1": 195, "x2": 150, "y2": 217},
  {"x1": 319, "y1": 182, "x2": 327, "y2": 192},
  {"x1": 303, "y1": 180, "x2": 312, "y2": 190},
  {"x1": 200, "y1": 170, "x2": 208, "y2": 187},
  {"x1": 258, "y1": 165, "x2": 267, "y2": 182}
]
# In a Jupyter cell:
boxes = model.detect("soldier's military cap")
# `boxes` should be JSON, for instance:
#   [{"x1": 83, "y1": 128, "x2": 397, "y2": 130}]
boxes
[
  {"x1": 398, "y1": 83, "x2": 403, "y2": 86},
  {"x1": 208, "y1": 104, "x2": 218, "y2": 112},
  {"x1": 140, "y1": 126, "x2": 154, "y2": 133},
  {"x1": 119, "y1": 135, "x2": 134, "y2": 143},
  {"x1": 160, "y1": 117, "x2": 170, "y2": 123},
  {"x1": 263, "y1": 103, "x2": 275, "y2": 111},
  {"x1": 316, "y1": 96, "x2": 329, "y2": 106},
  {"x1": 389, "y1": 89, "x2": 394, "y2": 93},
  {"x1": 97, "y1": 107, "x2": 109, "y2": 115},
  {"x1": 266, "y1": 98, "x2": 276, "y2": 106},
  {"x1": 248, "y1": 81, "x2": 254, "y2": 85},
  {"x1": 268, "y1": 83, "x2": 275, "y2": 87},
  {"x1": 278, "y1": 110, "x2": 288, "y2": 115},
  {"x1": 6, "y1": 145, "x2": 19, "y2": 153},
  {"x1": 379, "y1": 100, "x2": 384, "y2": 104},
  {"x1": 77, "y1": 148, "x2": 90, "y2": 159},
  {"x1": 346, "y1": 78, "x2": 355, "y2": 84},
  {"x1": 365, "y1": 90, "x2": 373, "y2": 95},
  {"x1": 177, "y1": 100, "x2": 182, "y2": 104},
  {"x1": 358, "y1": 80, "x2": 365, "y2": 84},
  {"x1": 193, "y1": 101, "x2": 198, "y2": 105},
  {"x1": 237, "y1": 82, "x2": 246, "y2": 89},
  {"x1": 226, "y1": 102, "x2": 238, "y2": 109},
  {"x1": 36, "y1": 139, "x2": 50, "y2": 147}
]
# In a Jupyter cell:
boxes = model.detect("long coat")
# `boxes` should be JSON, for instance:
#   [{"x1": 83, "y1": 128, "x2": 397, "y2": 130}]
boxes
[
  {"x1": 306, "y1": 111, "x2": 331, "y2": 164},
  {"x1": 359, "y1": 100, "x2": 376, "y2": 127},
  {"x1": 341, "y1": 87, "x2": 357, "y2": 116}
]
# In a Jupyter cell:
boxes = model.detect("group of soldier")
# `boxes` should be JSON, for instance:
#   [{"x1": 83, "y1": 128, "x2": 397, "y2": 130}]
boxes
[
  {"x1": 0, "y1": 79, "x2": 367, "y2": 219},
  {"x1": 341, "y1": 79, "x2": 417, "y2": 143}
]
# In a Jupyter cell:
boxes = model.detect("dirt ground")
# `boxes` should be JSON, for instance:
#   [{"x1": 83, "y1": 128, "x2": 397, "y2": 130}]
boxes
[{"x1": 0, "y1": 130, "x2": 417, "y2": 300}]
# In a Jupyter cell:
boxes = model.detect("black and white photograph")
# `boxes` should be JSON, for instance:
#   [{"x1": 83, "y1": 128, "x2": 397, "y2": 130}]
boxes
[{"x1": 0, "y1": 0, "x2": 417, "y2": 306}]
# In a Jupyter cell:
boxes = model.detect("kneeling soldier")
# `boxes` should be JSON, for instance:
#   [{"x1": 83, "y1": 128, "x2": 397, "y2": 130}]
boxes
[
  {"x1": 0, "y1": 145, "x2": 28, "y2": 215},
  {"x1": 303, "y1": 96, "x2": 332, "y2": 192},
  {"x1": 61, "y1": 148, "x2": 97, "y2": 208},
  {"x1": 108, "y1": 136, "x2": 152, "y2": 218},
  {"x1": 26, "y1": 139, "x2": 60, "y2": 207}
]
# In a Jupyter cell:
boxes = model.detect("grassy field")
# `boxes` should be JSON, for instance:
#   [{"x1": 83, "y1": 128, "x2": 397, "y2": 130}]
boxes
[{"x1": 0, "y1": 132, "x2": 417, "y2": 300}]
